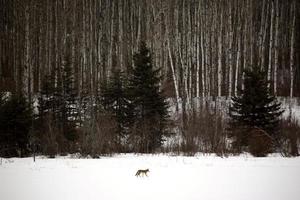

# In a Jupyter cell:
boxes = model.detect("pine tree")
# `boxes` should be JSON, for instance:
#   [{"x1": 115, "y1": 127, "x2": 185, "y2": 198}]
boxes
[
  {"x1": 100, "y1": 70, "x2": 133, "y2": 144},
  {"x1": 229, "y1": 66, "x2": 284, "y2": 153},
  {"x1": 59, "y1": 57, "x2": 79, "y2": 143},
  {"x1": 38, "y1": 74, "x2": 56, "y2": 118},
  {"x1": 37, "y1": 72, "x2": 61, "y2": 156},
  {"x1": 0, "y1": 93, "x2": 33, "y2": 157},
  {"x1": 37, "y1": 59, "x2": 79, "y2": 154},
  {"x1": 128, "y1": 42, "x2": 171, "y2": 152},
  {"x1": 38, "y1": 68, "x2": 62, "y2": 124}
]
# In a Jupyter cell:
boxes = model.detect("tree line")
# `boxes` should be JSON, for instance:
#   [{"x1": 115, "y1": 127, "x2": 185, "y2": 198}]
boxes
[
  {"x1": 0, "y1": 42, "x2": 299, "y2": 157},
  {"x1": 1, "y1": 0, "x2": 299, "y2": 107},
  {"x1": 0, "y1": 0, "x2": 299, "y2": 157},
  {"x1": 0, "y1": 42, "x2": 171, "y2": 157}
]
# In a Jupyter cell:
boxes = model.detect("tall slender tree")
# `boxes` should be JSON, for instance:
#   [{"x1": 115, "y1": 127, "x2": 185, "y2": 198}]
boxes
[
  {"x1": 128, "y1": 42, "x2": 171, "y2": 153},
  {"x1": 59, "y1": 56, "x2": 79, "y2": 143}
]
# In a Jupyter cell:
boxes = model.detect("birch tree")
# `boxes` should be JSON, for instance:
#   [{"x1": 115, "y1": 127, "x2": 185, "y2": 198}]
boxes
[
  {"x1": 1, "y1": 0, "x2": 299, "y2": 102},
  {"x1": 289, "y1": 1, "x2": 296, "y2": 98},
  {"x1": 267, "y1": 0, "x2": 274, "y2": 90},
  {"x1": 273, "y1": 0, "x2": 279, "y2": 96}
]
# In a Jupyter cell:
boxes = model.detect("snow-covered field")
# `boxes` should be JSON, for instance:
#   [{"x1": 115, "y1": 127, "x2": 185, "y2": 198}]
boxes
[{"x1": 1, "y1": 154, "x2": 300, "y2": 200}]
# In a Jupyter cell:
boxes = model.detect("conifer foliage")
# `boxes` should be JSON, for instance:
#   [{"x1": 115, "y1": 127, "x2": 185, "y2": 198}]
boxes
[
  {"x1": 0, "y1": 93, "x2": 33, "y2": 157},
  {"x1": 37, "y1": 58, "x2": 79, "y2": 155},
  {"x1": 229, "y1": 66, "x2": 284, "y2": 154},
  {"x1": 128, "y1": 42, "x2": 171, "y2": 152},
  {"x1": 100, "y1": 70, "x2": 133, "y2": 145},
  {"x1": 59, "y1": 58, "x2": 79, "y2": 142}
]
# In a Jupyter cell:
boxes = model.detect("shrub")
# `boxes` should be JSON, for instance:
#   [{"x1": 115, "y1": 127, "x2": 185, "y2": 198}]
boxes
[
  {"x1": 278, "y1": 118, "x2": 300, "y2": 157},
  {"x1": 248, "y1": 128, "x2": 273, "y2": 157}
]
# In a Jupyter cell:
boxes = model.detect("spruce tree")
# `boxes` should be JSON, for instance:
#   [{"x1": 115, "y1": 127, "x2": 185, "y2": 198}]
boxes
[
  {"x1": 38, "y1": 74, "x2": 56, "y2": 118},
  {"x1": 229, "y1": 66, "x2": 284, "y2": 152},
  {"x1": 0, "y1": 93, "x2": 33, "y2": 157},
  {"x1": 100, "y1": 70, "x2": 133, "y2": 145},
  {"x1": 38, "y1": 68, "x2": 62, "y2": 124},
  {"x1": 37, "y1": 71, "x2": 62, "y2": 154},
  {"x1": 128, "y1": 42, "x2": 170, "y2": 152},
  {"x1": 38, "y1": 59, "x2": 79, "y2": 154},
  {"x1": 59, "y1": 57, "x2": 79, "y2": 143}
]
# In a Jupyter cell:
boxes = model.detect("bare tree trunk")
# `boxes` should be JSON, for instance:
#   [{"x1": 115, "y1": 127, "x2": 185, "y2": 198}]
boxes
[
  {"x1": 200, "y1": 4, "x2": 205, "y2": 98},
  {"x1": 228, "y1": 2, "x2": 233, "y2": 98},
  {"x1": 289, "y1": 1, "x2": 296, "y2": 98},
  {"x1": 259, "y1": 0, "x2": 266, "y2": 69},
  {"x1": 261, "y1": 1, "x2": 269, "y2": 70},
  {"x1": 108, "y1": 1, "x2": 115, "y2": 78},
  {"x1": 273, "y1": 0, "x2": 279, "y2": 96},
  {"x1": 196, "y1": 1, "x2": 201, "y2": 98},
  {"x1": 204, "y1": 2, "x2": 210, "y2": 97},
  {"x1": 24, "y1": 4, "x2": 30, "y2": 98},
  {"x1": 217, "y1": 5, "x2": 223, "y2": 97},
  {"x1": 234, "y1": 0, "x2": 242, "y2": 96},
  {"x1": 167, "y1": 39, "x2": 179, "y2": 111},
  {"x1": 187, "y1": 2, "x2": 192, "y2": 101},
  {"x1": 267, "y1": 0, "x2": 274, "y2": 90},
  {"x1": 242, "y1": 0, "x2": 248, "y2": 91},
  {"x1": 179, "y1": 42, "x2": 190, "y2": 108},
  {"x1": 249, "y1": 0, "x2": 254, "y2": 68}
]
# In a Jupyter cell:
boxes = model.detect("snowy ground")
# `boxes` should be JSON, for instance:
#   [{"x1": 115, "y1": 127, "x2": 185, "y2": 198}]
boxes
[{"x1": 1, "y1": 154, "x2": 300, "y2": 200}]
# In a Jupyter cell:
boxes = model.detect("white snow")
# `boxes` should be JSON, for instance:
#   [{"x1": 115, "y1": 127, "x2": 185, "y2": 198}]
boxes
[{"x1": 1, "y1": 154, "x2": 300, "y2": 200}]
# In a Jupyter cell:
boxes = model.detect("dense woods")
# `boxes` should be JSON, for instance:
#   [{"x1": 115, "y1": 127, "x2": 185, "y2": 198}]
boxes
[
  {"x1": 1, "y1": 0, "x2": 300, "y2": 157},
  {"x1": 1, "y1": 0, "x2": 300, "y2": 102}
]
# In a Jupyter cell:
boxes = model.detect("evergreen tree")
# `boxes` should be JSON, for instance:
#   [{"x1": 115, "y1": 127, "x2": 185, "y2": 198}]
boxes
[
  {"x1": 59, "y1": 57, "x2": 79, "y2": 142},
  {"x1": 38, "y1": 74, "x2": 56, "y2": 118},
  {"x1": 38, "y1": 68, "x2": 62, "y2": 124},
  {"x1": 0, "y1": 93, "x2": 33, "y2": 157},
  {"x1": 100, "y1": 70, "x2": 133, "y2": 144},
  {"x1": 37, "y1": 59, "x2": 79, "y2": 154},
  {"x1": 37, "y1": 72, "x2": 60, "y2": 156},
  {"x1": 229, "y1": 66, "x2": 284, "y2": 153},
  {"x1": 128, "y1": 42, "x2": 170, "y2": 152}
]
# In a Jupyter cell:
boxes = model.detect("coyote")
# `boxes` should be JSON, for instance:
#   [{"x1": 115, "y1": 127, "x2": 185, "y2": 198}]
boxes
[{"x1": 135, "y1": 169, "x2": 150, "y2": 177}]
